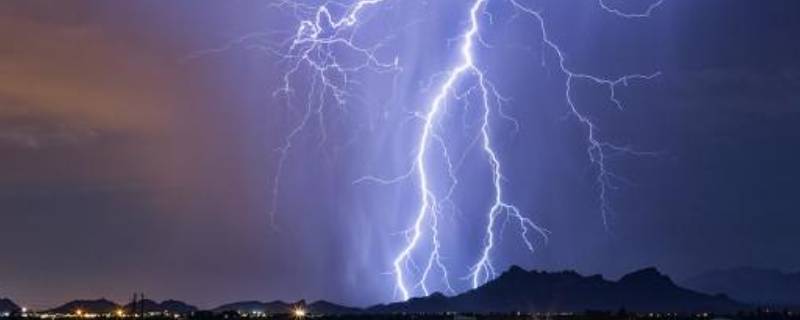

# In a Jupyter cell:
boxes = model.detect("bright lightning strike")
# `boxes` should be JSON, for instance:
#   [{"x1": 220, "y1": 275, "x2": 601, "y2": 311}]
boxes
[
  {"x1": 389, "y1": 0, "x2": 553, "y2": 297},
  {"x1": 390, "y1": 0, "x2": 661, "y2": 297},
  {"x1": 390, "y1": 0, "x2": 534, "y2": 299},
  {"x1": 196, "y1": 0, "x2": 664, "y2": 302}
]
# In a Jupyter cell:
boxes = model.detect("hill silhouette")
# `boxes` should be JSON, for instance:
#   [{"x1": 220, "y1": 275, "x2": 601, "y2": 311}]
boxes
[
  {"x1": 48, "y1": 299, "x2": 120, "y2": 314},
  {"x1": 160, "y1": 300, "x2": 199, "y2": 314},
  {"x1": 682, "y1": 267, "x2": 800, "y2": 307},
  {"x1": 46, "y1": 298, "x2": 196, "y2": 315},
  {"x1": 0, "y1": 298, "x2": 20, "y2": 314},
  {"x1": 368, "y1": 266, "x2": 745, "y2": 313}
]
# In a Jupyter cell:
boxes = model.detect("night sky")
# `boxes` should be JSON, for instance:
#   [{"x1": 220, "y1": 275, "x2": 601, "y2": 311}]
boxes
[{"x1": 1, "y1": 0, "x2": 799, "y2": 311}]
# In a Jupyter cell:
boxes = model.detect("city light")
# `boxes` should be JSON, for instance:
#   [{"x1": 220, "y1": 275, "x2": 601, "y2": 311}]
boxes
[{"x1": 292, "y1": 308, "x2": 306, "y2": 318}]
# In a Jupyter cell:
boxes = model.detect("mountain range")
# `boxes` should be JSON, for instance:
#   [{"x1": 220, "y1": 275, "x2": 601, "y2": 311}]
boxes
[
  {"x1": 368, "y1": 266, "x2": 744, "y2": 314},
  {"x1": 47, "y1": 298, "x2": 197, "y2": 315},
  {"x1": 10, "y1": 265, "x2": 796, "y2": 315},
  {"x1": 48, "y1": 299, "x2": 120, "y2": 315},
  {"x1": 681, "y1": 267, "x2": 800, "y2": 307}
]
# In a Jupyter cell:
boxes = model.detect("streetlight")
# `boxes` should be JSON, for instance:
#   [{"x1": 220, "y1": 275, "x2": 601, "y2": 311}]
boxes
[{"x1": 292, "y1": 308, "x2": 306, "y2": 318}]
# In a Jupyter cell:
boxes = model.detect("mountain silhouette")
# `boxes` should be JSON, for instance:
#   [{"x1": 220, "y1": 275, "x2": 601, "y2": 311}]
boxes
[
  {"x1": 682, "y1": 267, "x2": 800, "y2": 307},
  {"x1": 213, "y1": 300, "x2": 296, "y2": 314},
  {"x1": 160, "y1": 300, "x2": 199, "y2": 314},
  {"x1": 212, "y1": 300, "x2": 267, "y2": 314},
  {"x1": 48, "y1": 299, "x2": 120, "y2": 314},
  {"x1": 10, "y1": 266, "x2": 755, "y2": 315},
  {"x1": 0, "y1": 298, "x2": 20, "y2": 314},
  {"x1": 369, "y1": 266, "x2": 745, "y2": 313}
]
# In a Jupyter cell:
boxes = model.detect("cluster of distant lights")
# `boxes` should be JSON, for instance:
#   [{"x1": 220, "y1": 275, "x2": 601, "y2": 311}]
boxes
[
  {"x1": 0, "y1": 308, "x2": 310, "y2": 319},
  {"x1": 239, "y1": 308, "x2": 307, "y2": 319},
  {"x1": 223, "y1": 308, "x2": 307, "y2": 319},
  {"x1": 1, "y1": 309, "x2": 182, "y2": 319}
]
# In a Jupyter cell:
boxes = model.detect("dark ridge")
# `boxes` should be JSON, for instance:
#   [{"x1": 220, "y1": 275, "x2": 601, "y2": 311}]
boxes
[
  {"x1": 160, "y1": 300, "x2": 199, "y2": 314},
  {"x1": 369, "y1": 266, "x2": 746, "y2": 314},
  {"x1": 48, "y1": 299, "x2": 120, "y2": 314},
  {"x1": 213, "y1": 299, "x2": 352, "y2": 314},
  {"x1": 0, "y1": 298, "x2": 20, "y2": 314}
]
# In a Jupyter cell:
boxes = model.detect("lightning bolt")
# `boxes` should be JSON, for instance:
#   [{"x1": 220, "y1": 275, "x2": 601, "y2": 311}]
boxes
[
  {"x1": 389, "y1": 0, "x2": 553, "y2": 297},
  {"x1": 393, "y1": 0, "x2": 502, "y2": 299},
  {"x1": 391, "y1": 0, "x2": 662, "y2": 296},
  {"x1": 195, "y1": 0, "x2": 664, "y2": 301}
]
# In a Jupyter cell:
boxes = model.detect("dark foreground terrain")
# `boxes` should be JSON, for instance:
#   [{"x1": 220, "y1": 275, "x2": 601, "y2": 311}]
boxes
[
  {"x1": 5, "y1": 311, "x2": 800, "y2": 320},
  {"x1": 4, "y1": 266, "x2": 799, "y2": 320}
]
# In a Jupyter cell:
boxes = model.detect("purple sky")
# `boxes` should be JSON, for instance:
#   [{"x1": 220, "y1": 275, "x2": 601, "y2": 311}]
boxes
[{"x1": 0, "y1": 0, "x2": 799, "y2": 310}]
